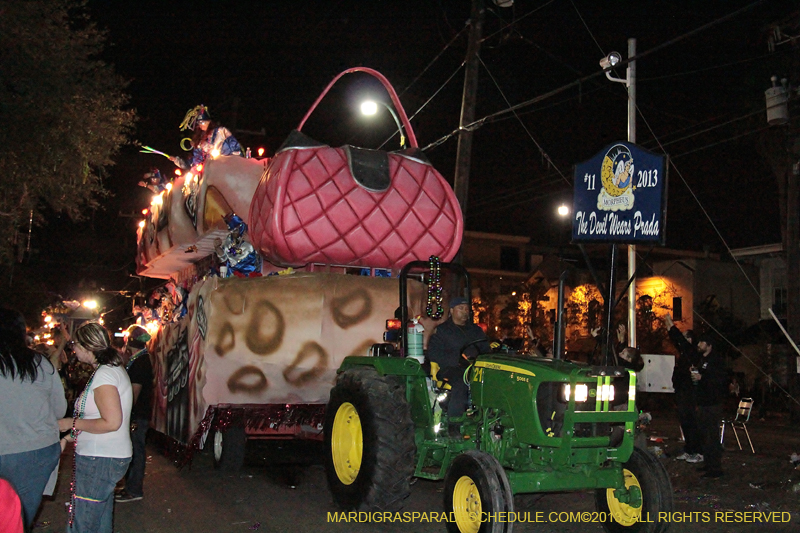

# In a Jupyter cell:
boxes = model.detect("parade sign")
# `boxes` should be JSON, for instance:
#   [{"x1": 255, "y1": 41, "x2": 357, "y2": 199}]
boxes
[{"x1": 572, "y1": 142, "x2": 667, "y2": 244}]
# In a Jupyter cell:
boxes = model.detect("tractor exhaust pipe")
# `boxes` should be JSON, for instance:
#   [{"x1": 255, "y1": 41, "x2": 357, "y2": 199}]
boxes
[{"x1": 554, "y1": 270, "x2": 568, "y2": 359}]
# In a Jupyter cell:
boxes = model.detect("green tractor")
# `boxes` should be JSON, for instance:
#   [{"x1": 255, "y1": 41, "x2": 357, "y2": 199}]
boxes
[{"x1": 324, "y1": 261, "x2": 672, "y2": 533}]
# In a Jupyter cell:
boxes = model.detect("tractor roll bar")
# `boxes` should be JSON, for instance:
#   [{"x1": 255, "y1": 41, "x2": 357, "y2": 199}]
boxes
[{"x1": 398, "y1": 261, "x2": 471, "y2": 358}]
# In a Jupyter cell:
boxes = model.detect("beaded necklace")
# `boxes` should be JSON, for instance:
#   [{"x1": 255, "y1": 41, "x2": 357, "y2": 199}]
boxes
[
  {"x1": 68, "y1": 364, "x2": 99, "y2": 527},
  {"x1": 126, "y1": 348, "x2": 147, "y2": 370},
  {"x1": 426, "y1": 255, "x2": 444, "y2": 319}
]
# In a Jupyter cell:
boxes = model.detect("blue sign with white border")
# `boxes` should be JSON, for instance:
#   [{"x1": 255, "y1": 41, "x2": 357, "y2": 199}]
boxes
[{"x1": 572, "y1": 142, "x2": 668, "y2": 244}]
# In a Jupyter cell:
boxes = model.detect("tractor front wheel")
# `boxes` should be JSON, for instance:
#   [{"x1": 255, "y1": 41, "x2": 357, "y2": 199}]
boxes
[
  {"x1": 444, "y1": 450, "x2": 514, "y2": 533},
  {"x1": 324, "y1": 367, "x2": 415, "y2": 511},
  {"x1": 595, "y1": 446, "x2": 673, "y2": 533}
]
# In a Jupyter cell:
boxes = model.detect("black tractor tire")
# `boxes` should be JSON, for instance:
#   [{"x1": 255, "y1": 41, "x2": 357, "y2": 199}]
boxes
[
  {"x1": 444, "y1": 450, "x2": 514, "y2": 533},
  {"x1": 324, "y1": 366, "x2": 415, "y2": 511},
  {"x1": 211, "y1": 425, "x2": 246, "y2": 472},
  {"x1": 595, "y1": 446, "x2": 673, "y2": 533}
]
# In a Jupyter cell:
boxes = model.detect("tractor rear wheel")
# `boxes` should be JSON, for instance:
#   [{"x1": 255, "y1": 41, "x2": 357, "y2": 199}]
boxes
[
  {"x1": 444, "y1": 450, "x2": 514, "y2": 533},
  {"x1": 324, "y1": 367, "x2": 415, "y2": 511},
  {"x1": 595, "y1": 446, "x2": 672, "y2": 533}
]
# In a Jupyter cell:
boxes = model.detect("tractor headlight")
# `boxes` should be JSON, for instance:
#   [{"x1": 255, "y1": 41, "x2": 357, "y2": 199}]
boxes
[
  {"x1": 563, "y1": 383, "x2": 589, "y2": 402},
  {"x1": 598, "y1": 383, "x2": 615, "y2": 402}
]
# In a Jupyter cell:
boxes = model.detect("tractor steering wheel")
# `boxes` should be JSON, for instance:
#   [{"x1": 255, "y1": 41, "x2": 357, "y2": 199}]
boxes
[{"x1": 460, "y1": 338, "x2": 488, "y2": 362}]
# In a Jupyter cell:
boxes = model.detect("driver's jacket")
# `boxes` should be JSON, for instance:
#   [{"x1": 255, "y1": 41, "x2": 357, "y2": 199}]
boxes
[{"x1": 427, "y1": 319, "x2": 491, "y2": 383}]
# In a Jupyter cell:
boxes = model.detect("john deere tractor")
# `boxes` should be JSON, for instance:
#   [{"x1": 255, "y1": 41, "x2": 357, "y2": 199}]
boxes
[{"x1": 324, "y1": 261, "x2": 672, "y2": 533}]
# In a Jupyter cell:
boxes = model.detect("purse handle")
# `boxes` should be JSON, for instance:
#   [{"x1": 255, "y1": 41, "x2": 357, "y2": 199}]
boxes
[{"x1": 297, "y1": 67, "x2": 419, "y2": 148}]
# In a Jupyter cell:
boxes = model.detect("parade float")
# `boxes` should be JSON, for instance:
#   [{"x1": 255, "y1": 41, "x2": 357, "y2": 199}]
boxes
[{"x1": 135, "y1": 68, "x2": 463, "y2": 467}]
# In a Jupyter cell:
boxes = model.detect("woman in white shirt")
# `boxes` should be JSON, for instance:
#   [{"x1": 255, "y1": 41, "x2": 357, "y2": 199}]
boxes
[{"x1": 58, "y1": 322, "x2": 132, "y2": 533}]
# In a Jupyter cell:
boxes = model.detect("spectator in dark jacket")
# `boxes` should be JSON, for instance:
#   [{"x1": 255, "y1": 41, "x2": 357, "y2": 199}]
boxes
[
  {"x1": 690, "y1": 334, "x2": 728, "y2": 478},
  {"x1": 664, "y1": 313, "x2": 701, "y2": 461},
  {"x1": 115, "y1": 325, "x2": 153, "y2": 503}
]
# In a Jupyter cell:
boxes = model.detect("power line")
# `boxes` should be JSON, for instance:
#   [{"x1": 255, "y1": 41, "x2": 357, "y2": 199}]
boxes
[
  {"x1": 478, "y1": 56, "x2": 569, "y2": 185},
  {"x1": 422, "y1": 0, "x2": 771, "y2": 152}
]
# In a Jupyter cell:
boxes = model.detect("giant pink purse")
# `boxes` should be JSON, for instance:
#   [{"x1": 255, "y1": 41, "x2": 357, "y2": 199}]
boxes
[{"x1": 248, "y1": 67, "x2": 463, "y2": 269}]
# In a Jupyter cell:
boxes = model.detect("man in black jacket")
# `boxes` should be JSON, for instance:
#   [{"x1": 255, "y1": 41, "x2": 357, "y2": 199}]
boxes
[
  {"x1": 427, "y1": 297, "x2": 491, "y2": 434},
  {"x1": 690, "y1": 334, "x2": 727, "y2": 478},
  {"x1": 116, "y1": 325, "x2": 154, "y2": 502},
  {"x1": 664, "y1": 314, "x2": 702, "y2": 462}
]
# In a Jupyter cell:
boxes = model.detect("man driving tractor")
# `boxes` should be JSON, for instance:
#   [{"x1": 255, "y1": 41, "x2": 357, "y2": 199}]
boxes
[{"x1": 426, "y1": 296, "x2": 491, "y2": 435}]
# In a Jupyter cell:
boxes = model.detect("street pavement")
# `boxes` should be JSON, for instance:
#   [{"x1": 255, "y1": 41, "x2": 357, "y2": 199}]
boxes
[{"x1": 33, "y1": 409, "x2": 799, "y2": 533}]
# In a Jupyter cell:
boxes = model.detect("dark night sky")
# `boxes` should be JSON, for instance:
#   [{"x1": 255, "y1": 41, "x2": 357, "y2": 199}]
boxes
[{"x1": 24, "y1": 0, "x2": 799, "y2": 316}]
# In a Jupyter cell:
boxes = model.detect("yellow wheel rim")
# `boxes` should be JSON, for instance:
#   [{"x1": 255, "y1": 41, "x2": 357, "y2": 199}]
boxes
[
  {"x1": 606, "y1": 468, "x2": 642, "y2": 526},
  {"x1": 452, "y1": 475, "x2": 482, "y2": 533},
  {"x1": 331, "y1": 402, "x2": 362, "y2": 485}
]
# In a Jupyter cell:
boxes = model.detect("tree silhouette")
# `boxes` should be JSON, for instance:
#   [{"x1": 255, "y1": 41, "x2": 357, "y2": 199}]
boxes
[{"x1": 0, "y1": 0, "x2": 135, "y2": 263}]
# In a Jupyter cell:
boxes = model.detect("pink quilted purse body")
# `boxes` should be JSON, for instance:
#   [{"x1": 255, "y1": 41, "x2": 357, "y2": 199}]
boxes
[{"x1": 248, "y1": 67, "x2": 463, "y2": 269}]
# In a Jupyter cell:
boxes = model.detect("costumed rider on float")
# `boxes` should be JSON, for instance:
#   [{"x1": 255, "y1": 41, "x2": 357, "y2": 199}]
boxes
[
  {"x1": 169, "y1": 105, "x2": 243, "y2": 169},
  {"x1": 426, "y1": 296, "x2": 491, "y2": 438},
  {"x1": 138, "y1": 168, "x2": 169, "y2": 194},
  {"x1": 214, "y1": 213, "x2": 262, "y2": 278}
]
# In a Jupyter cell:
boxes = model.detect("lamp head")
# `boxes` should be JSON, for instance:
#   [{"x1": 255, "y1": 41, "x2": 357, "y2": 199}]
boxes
[
  {"x1": 360, "y1": 100, "x2": 378, "y2": 116},
  {"x1": 599, "y1": 51, "x2": 622, "y2": 71}
]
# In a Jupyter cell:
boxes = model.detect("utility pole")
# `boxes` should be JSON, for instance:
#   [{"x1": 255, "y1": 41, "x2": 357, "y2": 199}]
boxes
[
  {"x1": 453, "y1": 0, "x2": 485, "y2": 240},
  {"x1": 626, "y1": 39, "x2": 637, "y2": 349},
  {"x1": 601, "y1": 39, "x2": 638, "y2": 349},
  {"x1": 765, "y1": 12, "x2": 800, "y2": 421}
]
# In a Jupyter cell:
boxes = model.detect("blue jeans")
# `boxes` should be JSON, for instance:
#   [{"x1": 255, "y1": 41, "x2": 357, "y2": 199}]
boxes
[
  {"x1": 69, "y1": 454, "x2": 131, "y2": 533},
  {"x1": 125, "y1": 419, "x2": 149, "y2": 497},
  {"x1": 0, "y1": 442, "x2": 61, "y2": 527}
]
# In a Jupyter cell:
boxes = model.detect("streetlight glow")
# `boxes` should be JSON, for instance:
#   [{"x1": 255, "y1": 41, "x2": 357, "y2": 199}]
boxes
[
  {"x1": 360, "y1": 100, "x2": 378, "y2": 116},
  {"x1": 557, "y1": 204, "x2": 569, "y2": 217},
  {"x1": 82, "y1": 300, "x2": 98, "y2": 310},
  {"x1": 359, "y1": 99, "x2": 405, "y2": 148}
]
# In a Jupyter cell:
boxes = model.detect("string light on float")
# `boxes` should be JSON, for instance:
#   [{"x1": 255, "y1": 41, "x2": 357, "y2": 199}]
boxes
[
  {"x1": 143, "y1": 320, "x2": 160, "y2": 337},
  {"x1": 257, "y1": 148, "x2": 265, "y2": 157},
  {"x1": 210, "y1": 149, "x2": 220, "y2": 159}
]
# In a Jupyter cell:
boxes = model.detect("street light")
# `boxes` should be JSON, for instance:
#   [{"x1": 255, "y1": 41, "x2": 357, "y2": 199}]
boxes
[
  {"x1": 360, "y1": 100, "x2": 405, "y2": 148},
  {"x1": 557, "y1": 204, "x2": 570, "y2": 217},
  {"x1": 599, "y1": 51, "x2": 622, "y2": 72}
]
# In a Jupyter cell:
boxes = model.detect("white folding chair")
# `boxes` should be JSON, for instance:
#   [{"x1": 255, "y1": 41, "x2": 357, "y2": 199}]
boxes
[{"x1": 720, "y1": 397, "x2": 754, "y2": 453}]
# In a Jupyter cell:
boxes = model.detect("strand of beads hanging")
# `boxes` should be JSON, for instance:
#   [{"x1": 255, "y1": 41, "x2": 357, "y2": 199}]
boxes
[
  {"x1": 425, "y1": 255, "x2": 444, "y2": 319},
  {"x1": 126, "y1": 348, "x2": 147, "y2": 371},
  {"x1": 68, "y1": 366, "x2": 99, "y2": 527}
]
